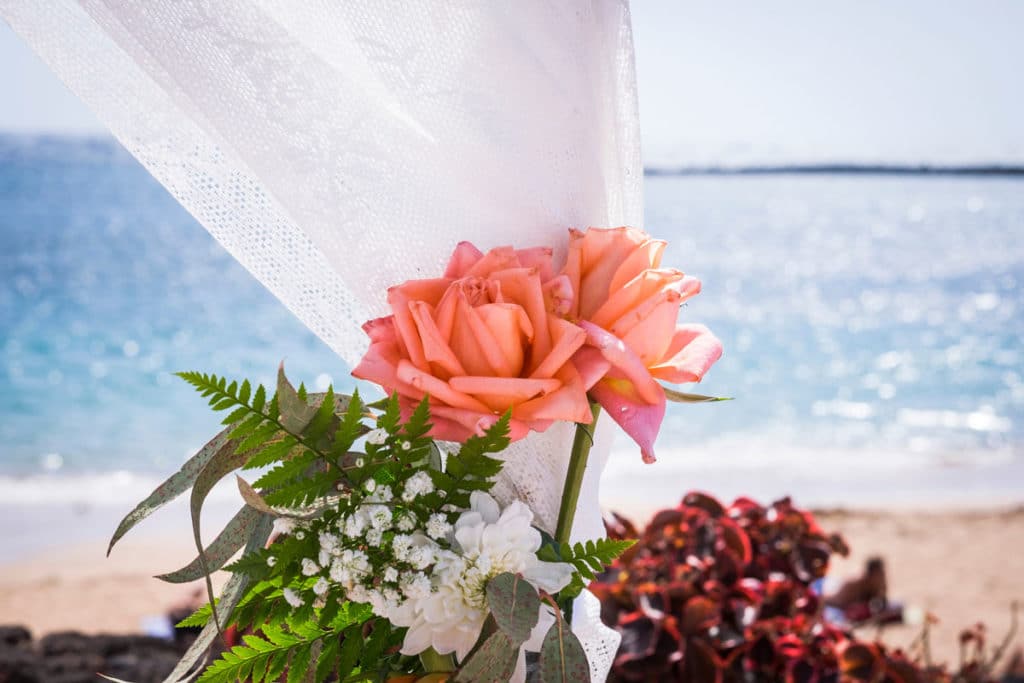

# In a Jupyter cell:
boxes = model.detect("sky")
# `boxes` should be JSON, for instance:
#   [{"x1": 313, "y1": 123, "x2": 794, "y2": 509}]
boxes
[{"x1": 2, "y1": 1, "x2": 1023, "y2": 166}]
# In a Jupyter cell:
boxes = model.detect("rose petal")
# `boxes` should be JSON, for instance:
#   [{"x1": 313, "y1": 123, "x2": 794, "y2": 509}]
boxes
[
  {"x1": 530, "y1": 316, "x2": 586, "y2": 380},
  {"x1": 610, "y1": 289, "x2": 682, "y2": 365},
  {"x1": 590, "y1": 268, "x2": 684, "y2": 330},
  {"x1": 571, "y1": 346, "x2": 612, "y2": 392},
  {"x1": 570, "y1": 226, "x2": 649, "y2": 319},
  {"x1": 542, "y1": 274, "x2": 574, "y2": 316},
  {"x1": 489, "y1": 268, "x2": 552, "y2": 374},
  {"x1": 396, "y1": 359, "x2": 491, "y2": 413},
  {"x1": 649, "y1": 324, "x2": 724, "y2": 384},
  {"x1": 579, "y1": 320, "x2": 662, "y2": 405},
  {"x1": 388, "y1": 279, "x2": 451, "y2": 370},
  {"x1": 515, "y1": 366, "x2": 593, "y2": 423},
  {"x1": 514, "y1": 246, "x2": 555, "y2": 282},
  {"x1": 609, "y1": 238, "x2": 666, "y2": 292},
  {"x1": 408, "y1": 301, "x2": 466, "y2": 378},
  {"x1": 475, "y1": 303, "x2": 532, "y2": 378},
  {"x1": 449, "y1": 375, "x2": 561, "y2": 411},
  {"x1": 448, "y1": 293, "x2": 503, "y2": 376},
  {"x1": 444, "y1": 241, "x2": 484, "y2": 278},
  {"x1": 590, "y1": 378, "x2": 666, "y2": 463},
  {"x1": 464, "y1": 246, "x2": 519, "y2": 278}
]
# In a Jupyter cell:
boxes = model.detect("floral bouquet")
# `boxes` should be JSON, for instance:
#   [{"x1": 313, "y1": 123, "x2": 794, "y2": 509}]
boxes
[{"x1": 105, "y1": 227, "x2": 723, "y2": 683}]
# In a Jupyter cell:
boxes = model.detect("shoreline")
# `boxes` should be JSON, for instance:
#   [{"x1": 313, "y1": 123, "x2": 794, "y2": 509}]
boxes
[{"x1": 2, "y1": 503, "x2": 1021, "y2": 667}]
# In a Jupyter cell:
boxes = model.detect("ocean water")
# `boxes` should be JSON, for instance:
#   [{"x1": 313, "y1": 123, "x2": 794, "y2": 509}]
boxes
[{"x1": 1, "y1": 136, "x2": 1022, "y2": 510}]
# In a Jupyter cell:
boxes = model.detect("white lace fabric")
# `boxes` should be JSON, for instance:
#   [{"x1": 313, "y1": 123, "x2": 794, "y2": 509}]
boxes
[{"x1": 2, "y1": 2, "x2": 642, "y2": 678}]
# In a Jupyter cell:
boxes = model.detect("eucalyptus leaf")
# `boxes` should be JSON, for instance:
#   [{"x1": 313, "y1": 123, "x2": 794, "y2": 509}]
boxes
[
  {"x1": 236, "y1": 475, "x2": 277, "y2": 515},
  {"x1": 486, "y1": 572, "x2": 540, "y2": 645},
  {"x1": 189, "y1": 439, "x2": 252, "y2": 632},
  {"x1": 662, "y1": 385, "x2": 733, "y2": 403},
  {"x1": 154, "y1": 505, "x2": 260, "y2": 583},
  {"x1": 452, "y1": 631, "x2": 519, "y2": 683},
  {"x1": 277, "y1": 363, "x2": 317, "y2": 433},
  {"x1": 107, "y1": 427, "x2": 230, "y2": 555},
  {"x1": 539, "y1": 617, "x2": 590, "y2": 683}
]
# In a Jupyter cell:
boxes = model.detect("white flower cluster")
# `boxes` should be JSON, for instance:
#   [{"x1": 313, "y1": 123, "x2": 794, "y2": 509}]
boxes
[
  {"x1": 273, "y1": 477, "x2": 572, "y2": 667},
  {"x1": 277, "y1": 473, "x2": 444, "y2": 616}
]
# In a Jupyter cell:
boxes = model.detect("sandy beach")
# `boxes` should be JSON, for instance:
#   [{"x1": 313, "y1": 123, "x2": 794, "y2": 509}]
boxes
[{"x1": 1, "y1": 505, "x2": 1021, "y2": 669}]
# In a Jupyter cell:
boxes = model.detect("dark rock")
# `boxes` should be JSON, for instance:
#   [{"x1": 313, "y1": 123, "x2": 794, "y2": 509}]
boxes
[
  {"x1": 0, "y1": 626, "x2": 32, "y2": 649},
  {"x1": 0, "y1": 645, "x2": 42, "y2": 683}
]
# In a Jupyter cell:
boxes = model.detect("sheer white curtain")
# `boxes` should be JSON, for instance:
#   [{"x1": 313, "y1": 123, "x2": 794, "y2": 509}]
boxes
[{"x1": 2, "y1": 1, "x2": 643, "y2": 678}]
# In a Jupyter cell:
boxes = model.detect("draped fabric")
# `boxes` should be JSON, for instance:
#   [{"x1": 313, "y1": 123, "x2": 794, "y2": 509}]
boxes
[{"x1": 2, "y1": 1, "x2": 644, "y2": 678}]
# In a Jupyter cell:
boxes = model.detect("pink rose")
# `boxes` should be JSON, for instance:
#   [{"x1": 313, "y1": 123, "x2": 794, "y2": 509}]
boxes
[
  {"x1": 353, "y1": 242, "x2": 593, "y2": 442},
  {"x1": 563, "y1": 227, "x2": 723, "y2": 462}
]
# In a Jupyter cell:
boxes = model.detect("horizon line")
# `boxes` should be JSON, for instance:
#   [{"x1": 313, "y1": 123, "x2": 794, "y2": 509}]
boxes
[{"x1": 2, "y1": 132, "x2": 1023, "y2": 177}]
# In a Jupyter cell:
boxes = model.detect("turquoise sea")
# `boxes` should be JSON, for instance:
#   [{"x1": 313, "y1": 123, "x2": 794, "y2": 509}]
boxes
[{"x1": 1, "y1": 136, "x2": 1022, "y2": 509}]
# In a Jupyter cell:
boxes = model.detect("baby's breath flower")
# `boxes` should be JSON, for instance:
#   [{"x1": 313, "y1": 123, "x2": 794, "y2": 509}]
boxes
[
  {"x1": 426, "y1": 513, "x2": 452, "y2": 540},
  {"x1": 401, "y1": 441, "x2": 412, "y2": 451},
  {"x1": 366, "y1": 527, "x2": 383, "y2": 547},
  {"x1": 365, "y1": 428, "x2": 388, "y2": 445},
  {"x1": 301, "y1": 558, "x2": 320, "y2": 576},
  {"x1": 364, "y1": 478, "x2": 377, "y2": 494},
  {"x1": 272, "y1": 517, "x2": 296, "y2": 536},
  {"x1": 266, "y1": 556, "x2": 277, "y2": 567},
  {"x1": 396, "y1": 512, "x2": 417, "y2": 532},
  {"x1": 282, "y1": 588, "x2": 303, "y2": 608},
  {"x1": 400, "y1": 572, "x2": 431, "y2": 600},
  {"x1": 355, "y1": 457, "x2": 366, "y2": 468},
  {"x1": 392, "y1": 534, "x2": 414, "y2": 562},
  {"x1": 313, "y1": 577, "x2": 329, "y2": 596},
  {"x1": 294, "y1": 530, "x2": 305, "y2": 540},
  {"x1": 401, "y1": 471, "x2": 434, "y2": 502},
  {"x1": 367, "y1": 485, "x2": 393, "y2": 503},
  {"x1": 383, "y1": 567, "x2": 399, "y2": 583},
  {"x1": 366, "y1": 505, "x2": 393, "y2": 530}
]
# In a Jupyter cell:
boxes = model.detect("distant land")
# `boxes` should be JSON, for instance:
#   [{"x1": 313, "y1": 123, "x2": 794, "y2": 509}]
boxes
[
  {"x1": 3, "y1": 133, "x2": 1024, "y2": 177},
  {"x1": 645, "y1": 163, "x2": 1024, "y2": 176}
]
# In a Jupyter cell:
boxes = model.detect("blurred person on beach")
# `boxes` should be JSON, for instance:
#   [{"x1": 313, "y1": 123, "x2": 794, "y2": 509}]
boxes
[{"x1": 826, "y1": 556, "x2": 906, "y2": 627}]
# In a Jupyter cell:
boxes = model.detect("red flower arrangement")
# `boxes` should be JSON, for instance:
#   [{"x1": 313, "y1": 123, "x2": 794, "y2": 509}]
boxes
[{"x1": 593, "y1": 492, "x2": 1009, "y2": 683}]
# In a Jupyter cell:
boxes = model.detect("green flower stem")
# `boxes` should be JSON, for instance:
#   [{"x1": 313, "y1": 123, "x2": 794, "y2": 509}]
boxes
[
  {"x1": 420, "y1": 648, "x2": 456, "y2": 673},
  {"x1": 554, "y1": 403, "x2": 602, "y2": 547}
]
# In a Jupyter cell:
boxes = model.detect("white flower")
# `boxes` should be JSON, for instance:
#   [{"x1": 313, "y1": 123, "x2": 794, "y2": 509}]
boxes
[
  {"x1": 400, "y1": 572, "x2": 432, "y2": 600},
  {"x1": 301, "y1": 558, "x2": 320, "y2": 576},
  {"x1": 383, "y1": 567, "x2": 399, "y2": 583},
  {"x1": 392, "y1": 534, "x2": 414, "y2": 562},
  {"x1": 390, "y1": 492, "x2": 572, "y2": 661},
  {"x1": 426, "y1": 513, "x2": 452, "y2": 540},
  {"x1": 272, "y1": 517, "x2": 296, "y2": 536},
  {"x1": 343, "y1": 513, "x2": 366, "y2": 539},
  {"x1": 365, "y1": 428, "x2": 388, "y2": 445},
  {"x1": 367, "y1": 485, "x2": 393, "y2": 503},
  {"x1": 366, "y1": 527, "x2": 383, "y2": 547},
  {"x1": 282, "y1": 588, "x2": 303, "y2": 608},
  {"x1": 318, "y1": 549, "x2": 331, "y2": 567},
  {"x1": 364, "y1": 478, "x2": 377, "y2": 494},
  {"x1": 313, "y1": 577, "x2": 329, "y2": 596},
  {"x1": 396, "y1": 512, "x2": 417, "y2": 532},
  {"x1": 266, "y1": 556, "x2": 277, "y2": 567},
  {"x1": 319, "y1": 531, "x2": 340, "y2": 553},
  {"x1": 294, "y1": 530, "x2": 305, "y2": 540},
  {"x1": 365, "y1": 505, "x2": 393, "y2": 530},
  {"x1": 401, "y1": 471, "x2": 434, "y2": 502}
]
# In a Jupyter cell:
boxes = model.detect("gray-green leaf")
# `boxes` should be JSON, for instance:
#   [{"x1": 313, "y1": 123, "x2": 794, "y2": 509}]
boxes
[
  {"x1": 539, "y1": 617, "x2": 590, "y2": 683},
  {"x1": 662, "y1": 386, "x2": 733, "y2": 403},
  {"x1": 107, "y1": 427, "x2": 230, "y2": 555},
  {"x1": 452, "y1": 631, "x2": 520, "y2": 683},
  {"x1": 486, "y1": 572, "x2": 540, "y2": 645},
  {"x1": 154, "y1": 505, "x2": 261, "y2": 583},
  {"x1": 277, "y1": 363, "x2": 317, "y2": 433}
]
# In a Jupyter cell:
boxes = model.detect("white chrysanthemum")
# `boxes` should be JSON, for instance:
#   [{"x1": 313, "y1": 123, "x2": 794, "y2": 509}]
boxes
[
  {"x1": 301, "y1": 558, "x2": 320, "y2": 576},
  {"x1": 388, "y1": 492, "x2": 572, "y2": 661},
  {"x1": 282, "y1": 587, "x2": 303, "y2": 608},
  {"x1": 426, "y1": 513, "x2": 452, "y2": 540}
]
